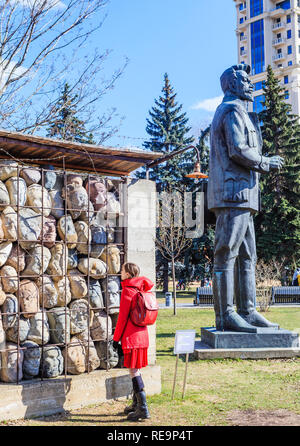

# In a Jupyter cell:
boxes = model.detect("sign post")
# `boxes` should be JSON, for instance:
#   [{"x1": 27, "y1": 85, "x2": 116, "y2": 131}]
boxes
[{"x1": 172, "y1": 330, "x2": 196, "y2": 400}]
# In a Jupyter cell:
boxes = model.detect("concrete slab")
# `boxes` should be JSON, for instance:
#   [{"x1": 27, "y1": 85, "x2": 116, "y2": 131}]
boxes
[
  {"x1": 201, "y1": 326, "x2": 299, "y2": 349},
  {"x1": 194, "y1": 340, "x2": 300, "y2": 360},
  {"x1": 0, "y1": 365, "x2": 161, "y2": 422}
]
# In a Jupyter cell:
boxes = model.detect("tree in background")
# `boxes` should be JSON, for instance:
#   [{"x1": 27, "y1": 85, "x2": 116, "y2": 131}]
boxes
[
  {"x1": 0, "y1": 0, "x2": 126, "y2": 142},
  {"x1": 137, "y1": 73, "x2": 195, "y2": 190},
  {"x1": 255, "y1": 65, "x2": 300, "y2": 268},
  {"x1": 47, "y1": 83, "x2": 95, "y2": 143},
  {"x1": 137, "y1": 73, "x2": 196, "y2": 292}
]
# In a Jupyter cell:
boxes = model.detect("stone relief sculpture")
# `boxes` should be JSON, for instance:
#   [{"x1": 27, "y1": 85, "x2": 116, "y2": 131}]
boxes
[{"x1": 207, "y1": 64, "x2": 284, "y2": 332}]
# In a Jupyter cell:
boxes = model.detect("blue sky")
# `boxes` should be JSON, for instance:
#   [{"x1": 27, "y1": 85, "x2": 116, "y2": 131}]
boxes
[{"x1": 92, "y1": 0, "x2": 238, "y2": 148}]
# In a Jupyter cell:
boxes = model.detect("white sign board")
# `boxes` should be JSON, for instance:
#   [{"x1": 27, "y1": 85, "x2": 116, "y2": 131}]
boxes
[{"x1": 174, "y1": 330, "x2": 196, "y2": 355}]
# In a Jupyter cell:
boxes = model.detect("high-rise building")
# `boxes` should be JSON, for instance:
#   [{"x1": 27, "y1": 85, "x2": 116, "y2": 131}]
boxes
[{"x1": 233, "y1": 0, "x2": 300, "y2": 115}]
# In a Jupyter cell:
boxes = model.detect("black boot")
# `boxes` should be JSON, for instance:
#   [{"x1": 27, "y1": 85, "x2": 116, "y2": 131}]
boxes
[
  {"x1": 235, "y1": 259, "x2": 279, "y2": 329},
  {"x1": 127, "y1": 375, "x2": 150, "y2": 421},
  {"x1": 213, "y1": 269, "x2": 258, "y2": 333},
  {"x1": 124, "y1": 392, "x2": 137, "y2": 414},
  {"x1": 127, "y1": 390, "x2": 150, "y2": 421}
]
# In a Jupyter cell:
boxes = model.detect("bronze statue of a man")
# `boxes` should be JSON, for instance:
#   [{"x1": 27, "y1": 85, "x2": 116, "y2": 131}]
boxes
[{"x1": 207, "y1": 64, "x2": 284, "y2": 332}]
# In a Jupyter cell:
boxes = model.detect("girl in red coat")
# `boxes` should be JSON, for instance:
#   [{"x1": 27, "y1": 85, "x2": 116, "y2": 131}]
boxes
[{"x1": 113, "y1": 262, "x2": 154, "y2": 421}]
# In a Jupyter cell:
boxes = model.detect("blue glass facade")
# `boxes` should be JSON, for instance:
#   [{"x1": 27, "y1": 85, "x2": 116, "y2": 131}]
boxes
[
  {"x1": 250, "y1": 0, "x2": 263, "y2": 18},
  {"x1": 253, "y1": 95, "x2": 265, "y2": 113},
  {"x1": 276, "y1": 1, "x2": 290, "y2": 10},
  {"x1": 251, "y1": 19, "x2": 265, "y2": 74}
]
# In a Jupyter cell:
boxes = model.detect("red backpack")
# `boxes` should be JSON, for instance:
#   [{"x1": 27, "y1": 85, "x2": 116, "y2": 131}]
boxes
[{"x1": 128, "y1": 286, "x2": 159, "y2": 327}]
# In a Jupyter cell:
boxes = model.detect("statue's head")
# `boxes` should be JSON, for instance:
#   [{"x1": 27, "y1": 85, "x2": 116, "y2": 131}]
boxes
[{"x1": 220, "y1": 64, "x2": 254, "y2": 102}]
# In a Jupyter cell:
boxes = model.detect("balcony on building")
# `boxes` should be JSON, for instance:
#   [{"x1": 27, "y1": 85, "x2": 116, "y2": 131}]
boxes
[
  {"x1": 240, "y1": 50, "x2": 247, "y2": 56},
  {"x1": 269, "y1": 7, "x2": 285, "y2": 18},
  {"x1": 273, "y1": 52, "x2": 286, "y2": 61},
  {"x1": 272, "y1": 37, "x2": 285, "y2": 46},
  {"x1": 272, "y1": 22, "x2": 285, "y2": 31},
  {"x1": 240, "y1": 34, "x2": 247, "y2": 42}
]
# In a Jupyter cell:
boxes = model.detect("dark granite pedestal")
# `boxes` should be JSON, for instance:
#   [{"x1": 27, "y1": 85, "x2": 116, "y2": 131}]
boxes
[{"x1": 201, "y1": 327, "x2": 299, "y2": 349}]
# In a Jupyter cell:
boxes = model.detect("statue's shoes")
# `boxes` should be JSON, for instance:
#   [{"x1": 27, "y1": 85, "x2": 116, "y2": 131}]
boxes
[
  {"x1": 239, "y1": 310, "x2": 279, "y2": 329},
  {"x1": 217, "y1": 311, "x2": 257, "y2": 333}
]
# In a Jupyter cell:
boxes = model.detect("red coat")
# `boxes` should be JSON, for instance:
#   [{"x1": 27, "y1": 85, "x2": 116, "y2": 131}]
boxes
[{"x1": 113, "y1": 276, "x2": 154, "y2": 349}]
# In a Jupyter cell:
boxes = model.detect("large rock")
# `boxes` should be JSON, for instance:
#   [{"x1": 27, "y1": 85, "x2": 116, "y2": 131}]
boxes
[
  {"x1": 68, "y1": 269, "x2": 87, "y2": 299},
  {"x1": 40, "y1": 345, "x2": 63, "y2": 378},
  {"x1": 2, "y1": 294, "x2": 18, "y2": 330},
  {"x1": 78, "y1": 200, "x2": 94, "y2": 224},
  {"x1": 90, "y1": 223, "x2": 107, "y2": 258},
  {"x1": 100, "y1": 192, "x2": 121, "y2": 216},
  {"x1": 85, "y1": 279, "x2": 104, "y2": 309},
  {"x1": 62, "y1": 184, "x2": 89, "y2": 220},
  {"x1": 0, "y1": 342, "x2": 24, "y2": 382},
  {"x1": 0, "y1": 242, "x2": 12, "y2": 267},
  {"x1": 37, "y1": 276, "x2": 58, "y2": 308},
  {"x1": 0, "y1": 160, "x2": 18, "y2": 181},
  {"x1": 0, "y1": 312, "x2": 5, "y2": 352},
  {"x1": 0, "y1": 180, "x2": 10, "y2": 207},
  {"x1": 5, "y1": 177, "x2": 27, "y2": 209},
  {"x1": 26, "y1": 184, "x2": 52, "y2": 216},
  {"x1": 18, "y1": 208, "x2": 42, "y2": 250},
  {"x1": 100, "y1": 275, "x2": 120, "y2": 314},
  {"x1": 95, "y1": 339, "x2": 119, "y2": 370},
  {"x1": 57, "y1": 215, "x2": 77, "y2": 249},
  {"x1": 20, "y1": 168, "x2": 41, "y2": 186},
  {"x1": 22, "y1": 245, "x2": 51, "y2": 277},
  {"x1": 38, "y1": 215, "x2": 57, "y2": 248},
  {"x1": 78, "y1": 258, "x2": 107, "y2": 279},
  {"x1": 77, "y1": 330, "x2": 100, "y2": 371},
  {"x1": 67, "y1": 248, "x2": 78, "y2": 270},
  {"x1": 74, "y1": 220, "x2": 91, "y2": 255},
  {"x1": 27, "y1": 310, "x2": 50, "y2": 345},
  {"x1": 46, "y1": 242, "x2": 68, "y2": 281},
  {"x1": 90, "y1": 310, "x2": 112, "y2": 341},
  {"x1": 22, "y1": 341, "x2": 41, "y2": 379},
  {"x1": 0, "y1": 282, "x2": 6, "y2": 306},
  {"x1": 0, "y1": 217, "x2": 4, "y2": 241},
  {"x1": 62, "y1": 336, "x2": 86, "y2": 375},
  {"x1": 66, "y1": 174, "x2": 83, "y2": 187},
  {"x1": 18, "y1": 280, "x2": 39, "y2": 318},
  {"x1": 6, "y1": 315, "x2": 30, "y2": 343},
  {"x1": 0, "y1": 265, "x2": 18, "y2": 293},
  {"x1": 86, "y1": 178, "x2": 107, "y2": 211},
  {"x1": 69, "y1": 299, "x2": 92, "y2": 335},
  {"x1": 6, "y1": 243, "x2": 26, "y2": 272},
  {"x1": 47, "y1": 307, "x2": 70, "y2": 344},
  {"x1": 1, "y1": 206, "x2": 17, "y2": 242},
  {"x1": 44, "y1": 166, "x2": 56, "y2": 190},
  {"x1": 54, "y1": 277, "x2": 72, "y2": 306},
  {"x1": 49, "y1": 189, "x2": 64, "y2": 219},
  {"x1": 100, "y1": 246, "x2": 120, "y2": 274}
]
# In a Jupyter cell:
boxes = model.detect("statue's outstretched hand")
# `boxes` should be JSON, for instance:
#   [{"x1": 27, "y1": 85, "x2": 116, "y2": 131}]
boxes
[{"x1": 268, "y1": 155, "x2": 284, "y2": 170}]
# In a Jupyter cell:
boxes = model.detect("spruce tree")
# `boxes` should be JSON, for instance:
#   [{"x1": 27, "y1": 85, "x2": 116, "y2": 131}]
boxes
[
  {"x1": 47, "y1": 83, "x2": 95, "y2": 144},
  {"x1": 255, "y1": 65, "x2": 300, "y2": 266},
  {"x1": 136, "y1": 73, "x2": 194, "y2": 190}
]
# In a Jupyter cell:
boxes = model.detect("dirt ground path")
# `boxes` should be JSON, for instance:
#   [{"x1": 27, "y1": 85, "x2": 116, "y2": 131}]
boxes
[{"x1": 1, "y1": 403, "x2": 300, "y2": 426}]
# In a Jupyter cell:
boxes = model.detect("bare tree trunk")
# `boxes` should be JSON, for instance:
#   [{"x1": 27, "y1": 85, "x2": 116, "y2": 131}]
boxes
[
  {"x1": 163, "y1": 259, "x2": 169, "y2": 293},
  {"x1": 172, "y1": 256, "x2": 176, "y2": 316}
]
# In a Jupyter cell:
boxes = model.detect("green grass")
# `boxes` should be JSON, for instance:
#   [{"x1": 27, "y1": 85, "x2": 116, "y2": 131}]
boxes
[{"x1": 148, "y1": 307, "x2": 300, "y2": 425}]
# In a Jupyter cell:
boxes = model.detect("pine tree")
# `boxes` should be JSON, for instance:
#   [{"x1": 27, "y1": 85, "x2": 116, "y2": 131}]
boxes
[
  {"x1": 136, "y1": 73, "x2": 194, "y2": 190},
  {"x1": 47, "y1": 83, "x2": 95, "y2": 144},
  {"x1": 255, "y1": 65, "x2": 300, "y2": 266}
]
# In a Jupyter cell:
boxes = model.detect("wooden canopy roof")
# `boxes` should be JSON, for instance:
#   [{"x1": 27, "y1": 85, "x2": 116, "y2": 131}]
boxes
[{"x1": 0, "y1": 129, "x2": 162, "y2": 177}]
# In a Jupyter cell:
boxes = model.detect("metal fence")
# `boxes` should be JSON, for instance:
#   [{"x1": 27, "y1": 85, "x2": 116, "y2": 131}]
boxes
[
  {"x1": 194, "y1": 286, "x2": 300, "y2": 306},
  {"x1": 0, "y1": 160, "x2": 127, "y2": 384}
]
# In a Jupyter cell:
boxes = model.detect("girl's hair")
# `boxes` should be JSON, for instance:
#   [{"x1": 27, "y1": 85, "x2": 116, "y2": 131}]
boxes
[{"x1": 123, "y1": 262, "x2": 140, "y2": 278}]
